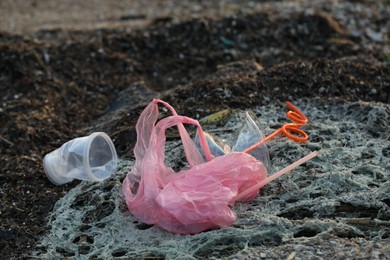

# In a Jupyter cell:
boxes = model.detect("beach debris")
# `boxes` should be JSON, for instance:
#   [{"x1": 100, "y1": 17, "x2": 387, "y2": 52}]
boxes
[
  {"x1": 195, "y1": 111, "x2": 271, "y2": 169},
  {"x1": 243, "y1": 101, "x2": 309, "y2": 153},
  {"x1": 43, "y1": 132, "x2": 118, "y2": 185},
  {"x1": 122, "y1": 99, "x2": 316, "y2": 234},
  {"x1": 195, "y1": 101, "x2": 309, "y2": 169}
]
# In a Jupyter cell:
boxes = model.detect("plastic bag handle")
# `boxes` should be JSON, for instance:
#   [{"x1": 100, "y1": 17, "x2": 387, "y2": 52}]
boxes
[
  {"x1": 153, "y1": 100, "x2": 205, "y2": 164},
  {"x1": 134, "y1": 99, "x2": 213, "y2": 168},
  {"x1": 152, "y1": 115, "x2": 214, "y2": 166}
]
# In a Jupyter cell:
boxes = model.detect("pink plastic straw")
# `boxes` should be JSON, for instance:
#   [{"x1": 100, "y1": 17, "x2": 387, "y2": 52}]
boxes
[{"x1": 233, "y1": 151, "x2": 318, "y2": 202}]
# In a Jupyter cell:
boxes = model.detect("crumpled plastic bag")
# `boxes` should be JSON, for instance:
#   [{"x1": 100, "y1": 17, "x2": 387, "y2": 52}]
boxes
[{"x1": 122, "y1": 99, "x2": 267, "y2": 234}]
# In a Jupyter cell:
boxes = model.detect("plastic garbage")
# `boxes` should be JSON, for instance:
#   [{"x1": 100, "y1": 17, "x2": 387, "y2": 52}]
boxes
[
  {"x1": 194, "y1": 111, "x2": 271, "y2": 169},
  {"x1": 122, "y1": 99, "x2": 317, "y2": 234},
  {"x1": 43, "y1": 132, "x2": 118, "y2": 185},
  {"x1": 243, "y1": 101, "x2": 309, "y2": 153},
  {"x1": 122, "y1": 99, "x2": 266, "y2": 234},
  {"x1": 196, "y1": 101, "x2": 309, "y2": 166}
]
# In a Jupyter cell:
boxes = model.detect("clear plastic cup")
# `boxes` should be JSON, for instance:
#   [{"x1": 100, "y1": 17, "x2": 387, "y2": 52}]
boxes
[
  {"x1": 43, "y1": 132, "x2": 118, "y2": 185},
  {"x1": 231, "y1": 111, "x2": 271, "y2": 169},
  {"x1": 194, "y1": 111, "x2": 271, "y2": 169}
]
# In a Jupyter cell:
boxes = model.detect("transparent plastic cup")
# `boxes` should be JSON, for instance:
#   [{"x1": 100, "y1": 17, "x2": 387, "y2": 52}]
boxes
[
  {"x1": 231, "y1": 111, "x2": 271, "y2": 169},
  {"x1": 43, "y1": 132, "x2": 118, "y2": 185},
  {"x1": 195, "y1": 111, "x2": 271, "y2": 169}
]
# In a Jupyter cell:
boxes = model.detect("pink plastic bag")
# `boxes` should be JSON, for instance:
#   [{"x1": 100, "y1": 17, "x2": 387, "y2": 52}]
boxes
[{"x1": 122, "y1": 99, "x2": 267, "y2": 234}]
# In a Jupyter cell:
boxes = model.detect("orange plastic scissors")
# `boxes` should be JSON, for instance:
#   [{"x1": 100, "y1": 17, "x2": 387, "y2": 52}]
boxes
[{"x1": 243, "y1": 101, "x2": 309, "y2": 154}]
